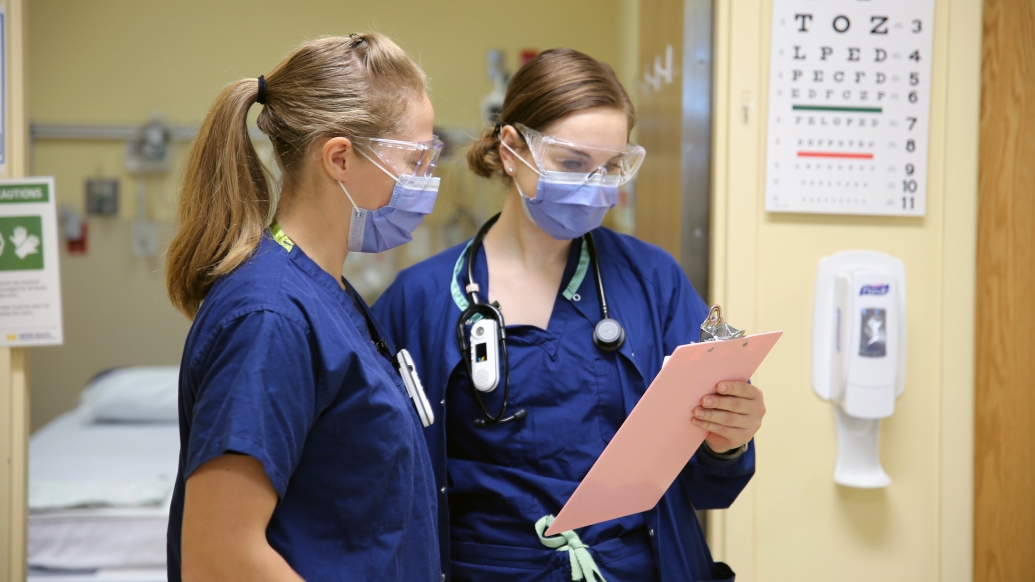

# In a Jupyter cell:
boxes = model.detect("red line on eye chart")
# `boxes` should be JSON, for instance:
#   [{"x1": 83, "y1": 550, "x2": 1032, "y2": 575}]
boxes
[{"x1": 797, "y1": 151, "x2": 874, "y2": 160}]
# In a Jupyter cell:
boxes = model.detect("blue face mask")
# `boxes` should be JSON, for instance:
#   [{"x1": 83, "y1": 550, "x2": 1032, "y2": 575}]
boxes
[
  {"x1": 339, "y1": 154, "x2": 440, "y2": 253},
  {"x1": 503, "y1": 142, "x2": 620, "y2": 240}
]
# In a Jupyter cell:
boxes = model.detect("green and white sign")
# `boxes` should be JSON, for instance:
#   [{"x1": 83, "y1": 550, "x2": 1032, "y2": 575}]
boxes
[{"x1": 0, "y1": 178, "x2": 62, "y2": 346}]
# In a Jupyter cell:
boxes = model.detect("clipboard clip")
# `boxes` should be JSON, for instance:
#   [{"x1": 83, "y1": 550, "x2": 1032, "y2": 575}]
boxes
[{"x1": 700, "y1": 305, "x2": 746, "y2": 342}]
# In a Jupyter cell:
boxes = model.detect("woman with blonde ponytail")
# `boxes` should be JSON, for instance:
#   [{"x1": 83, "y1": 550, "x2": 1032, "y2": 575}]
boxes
[{"x1": 166, "y1": 34, "x2": 443, "y2": 582}]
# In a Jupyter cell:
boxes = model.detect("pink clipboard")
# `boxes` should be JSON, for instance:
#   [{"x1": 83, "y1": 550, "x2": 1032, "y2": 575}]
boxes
[{"x1": 545, "y1": 330, "x2": 783, "y2": 536}]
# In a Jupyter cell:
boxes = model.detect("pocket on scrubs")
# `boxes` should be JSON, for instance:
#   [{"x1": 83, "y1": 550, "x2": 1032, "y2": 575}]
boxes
[
  {"x1": 594, "y1": 357, "x2": 625, "y2": 444},
  {"x1": 588, "y1": 527, "x2": 658, "y2": 582}
]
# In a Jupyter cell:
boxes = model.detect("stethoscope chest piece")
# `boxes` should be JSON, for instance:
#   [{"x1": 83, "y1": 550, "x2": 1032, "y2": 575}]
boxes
[{"x1": 593, "y1": 317, "x2": 626, "y2": 352}]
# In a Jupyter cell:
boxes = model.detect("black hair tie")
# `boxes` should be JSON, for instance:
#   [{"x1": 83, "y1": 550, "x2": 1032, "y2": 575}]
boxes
[
  {"x1": 257, "y1": 75, "x2": 267, "y2": 105},
  {"x1": 491, "y1": 123, "x2": 502, "y2": 138}
]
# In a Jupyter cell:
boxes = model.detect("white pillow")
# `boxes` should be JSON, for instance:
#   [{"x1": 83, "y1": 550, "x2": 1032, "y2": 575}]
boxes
[{"x1": 78, "y1": 366, "x2": 180, "y2": 423}]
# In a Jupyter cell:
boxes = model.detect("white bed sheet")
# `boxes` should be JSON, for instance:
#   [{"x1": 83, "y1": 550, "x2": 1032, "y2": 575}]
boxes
[
  {"x1": 28, "y1": 411, "x2": 180, "y2": 571},
  {"x1": 27, "y1": 567, "x2": 166, "y2": 582}
]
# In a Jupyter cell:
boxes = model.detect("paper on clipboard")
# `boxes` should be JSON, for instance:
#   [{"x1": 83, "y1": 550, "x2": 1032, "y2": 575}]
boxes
[{"x1": 545, "y1": 330, "x2": 782, "y2": 536}]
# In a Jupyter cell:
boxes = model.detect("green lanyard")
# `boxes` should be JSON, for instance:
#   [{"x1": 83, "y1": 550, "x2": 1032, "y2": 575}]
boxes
[
  {"x1": 269, "y1": 220, "x2": 295, "y2": 252},
  {"x1": 269, "y1": 220, "x2": 397, "y2": 364},
  {"x1": 449, "y1": 236, "x2": 592, "y2": 312}
]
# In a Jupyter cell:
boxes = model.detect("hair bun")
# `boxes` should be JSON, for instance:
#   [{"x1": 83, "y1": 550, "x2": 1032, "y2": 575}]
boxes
[{"x1": 466, "y1": 131, "x2": 503, "y2": 178}]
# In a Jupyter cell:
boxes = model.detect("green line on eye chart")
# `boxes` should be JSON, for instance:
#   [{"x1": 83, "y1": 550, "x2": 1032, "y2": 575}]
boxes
[{"x1": 792, "y1": 105, "x2": 883, "y2": 113}]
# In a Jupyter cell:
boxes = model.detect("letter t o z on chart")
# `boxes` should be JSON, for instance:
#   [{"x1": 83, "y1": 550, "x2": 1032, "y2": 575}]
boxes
[{"x1": 764, "y1": 0, "x2": 935, "y2": 217}]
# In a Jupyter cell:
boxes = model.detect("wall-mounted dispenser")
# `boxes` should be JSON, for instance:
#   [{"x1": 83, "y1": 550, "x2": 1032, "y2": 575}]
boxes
[{"x1": 812, "y1": 250, "x2": 906, "y2": 488}]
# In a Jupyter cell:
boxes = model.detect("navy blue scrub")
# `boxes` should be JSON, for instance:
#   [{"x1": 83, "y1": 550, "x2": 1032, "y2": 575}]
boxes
[
  {"x1": 373, "y1": 227, "x2": 753, "y2": 582},
  {"x1": 167, "y1": 233, "x2": 439, "y2": 582}
]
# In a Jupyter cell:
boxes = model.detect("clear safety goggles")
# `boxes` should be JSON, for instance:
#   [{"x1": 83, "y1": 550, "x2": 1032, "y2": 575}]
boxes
[
  {"x1": 513, "y1": 123, "x2": 645, "y2": 185},
  {"x1": 352, "y1": 135, "x2": 444, "y2": 179}
]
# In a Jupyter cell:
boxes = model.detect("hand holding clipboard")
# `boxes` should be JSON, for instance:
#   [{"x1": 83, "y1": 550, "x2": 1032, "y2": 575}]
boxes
[{"x1": 545, "y1": 306, "x2": 782, "y2": 536}]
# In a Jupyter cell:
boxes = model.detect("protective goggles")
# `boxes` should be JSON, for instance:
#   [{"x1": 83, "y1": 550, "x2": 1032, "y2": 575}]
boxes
[
  {"x1": 513, "y1": 123, "x2": 645, "y2": 185},
  {"x1": 351, "y1": 135, "x2": 444, "y2": 179}
]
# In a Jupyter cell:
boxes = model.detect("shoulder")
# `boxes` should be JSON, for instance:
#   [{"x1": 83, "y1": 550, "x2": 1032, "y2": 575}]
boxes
[
  {"x1": 191, "y1": 238, "x2": 317, "y2": 349},
  {"x1": 591, "y1": 228, "x2": 689, "y2": 289}
]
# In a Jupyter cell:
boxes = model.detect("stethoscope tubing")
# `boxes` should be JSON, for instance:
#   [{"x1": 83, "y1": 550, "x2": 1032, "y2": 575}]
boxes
[{"x1": 456, "y1": 214, "x2": 623, "y2": 427}]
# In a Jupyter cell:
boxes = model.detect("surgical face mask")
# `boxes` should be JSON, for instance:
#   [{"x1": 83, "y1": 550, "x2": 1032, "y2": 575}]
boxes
[
  {"x1": 339, "y1": 151, "x2": 440, "y2": 253},
  {"x1": 502, "y1": 140, "x2": 620, "y2": 240}
]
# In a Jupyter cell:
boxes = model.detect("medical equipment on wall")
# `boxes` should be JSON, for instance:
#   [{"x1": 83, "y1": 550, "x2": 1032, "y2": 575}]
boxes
[
  {"x1": 85, "y1": 178, "x2": 119, "y2": 216},
  {"x1": 125, "y1": 118, "x2": 171, "y2": 257},
  {"x1": 812, "y1": 250, "x2": 906, "y2": 488},
  {"x1": 456, "y1": 213, "x2": 625, "y2": 428},
  {"x1": 481, "y1": 50, "x2": 510, "y2": 124},
  {"x1": 59, "y1": 206, "x2": 87, "y2": 254}
]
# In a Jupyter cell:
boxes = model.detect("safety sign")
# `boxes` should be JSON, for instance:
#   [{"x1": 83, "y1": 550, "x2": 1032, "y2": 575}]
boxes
[{"x1": 0, "y1": 178, "x2": 63, "y2": 346}]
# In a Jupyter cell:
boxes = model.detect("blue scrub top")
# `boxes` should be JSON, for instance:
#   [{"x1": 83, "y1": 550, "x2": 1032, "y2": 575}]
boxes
[
  {"x1": 373, "y1": 227, "x2": 753, "y2": 582},
  {"x1": 167, "y1": 234, "x2": 439, "y2": 582}
]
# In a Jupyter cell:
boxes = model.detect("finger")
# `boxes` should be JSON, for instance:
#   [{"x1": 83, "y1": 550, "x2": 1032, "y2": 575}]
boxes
[
  {"x1": 717, "y1": 381, "x2": 760, "y2": 399},
  {"x1": 694, "y1": 407, "x2": 751, "y2": 430},
  {"x1": 691, "y1": 417, "x2": 747, "y2": 440},
  {"x1": 701, "y1": 394, "x2": 754, "y2": 414}
]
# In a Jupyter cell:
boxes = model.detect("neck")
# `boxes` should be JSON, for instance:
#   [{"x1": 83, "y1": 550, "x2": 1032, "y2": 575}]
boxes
[
  {"x1": 275, "y1": 176, "x2": 350, "y2": 289},
  {"x1": 484, "y1": 186, "x2": 572, "y2": 270}
]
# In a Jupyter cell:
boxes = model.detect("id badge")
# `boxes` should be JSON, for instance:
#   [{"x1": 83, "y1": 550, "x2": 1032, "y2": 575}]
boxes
[{"x1": 395, "y1": 348, "x2": 435, "y2": 427}]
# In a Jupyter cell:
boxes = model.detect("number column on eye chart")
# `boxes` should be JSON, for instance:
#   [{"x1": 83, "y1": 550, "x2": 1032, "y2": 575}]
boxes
[{"x1": 764, "y1": 0, "x2": 935, "y2": 217}]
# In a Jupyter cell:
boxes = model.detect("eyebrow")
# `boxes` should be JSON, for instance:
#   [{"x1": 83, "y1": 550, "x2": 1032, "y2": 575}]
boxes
[{"x1": 564, "y1": 148, "x2": 592, "y2": 159}]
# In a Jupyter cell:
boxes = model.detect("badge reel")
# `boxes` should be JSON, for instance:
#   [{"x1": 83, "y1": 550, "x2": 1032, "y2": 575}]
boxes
[{"x1": 395, "y1": 348, "x2": 435, "y2": 427}]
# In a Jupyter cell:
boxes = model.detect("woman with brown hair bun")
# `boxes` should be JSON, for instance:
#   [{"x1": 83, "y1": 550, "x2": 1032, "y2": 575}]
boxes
[
  {"x1": 374, "y1": 48, "x2": 766, "y2": 581},
  {"x1": 165, "y1": 33, "x2": 443, "y2": 581}
]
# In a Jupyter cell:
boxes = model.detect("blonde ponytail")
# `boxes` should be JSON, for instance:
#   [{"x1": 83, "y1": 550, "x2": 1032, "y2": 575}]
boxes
[
  {"x1": 166, "y1": 33, "x2": 427, "y2": 318},
  {"x1": 166, "y1": 79, "x2": 270, "y2": 318}
]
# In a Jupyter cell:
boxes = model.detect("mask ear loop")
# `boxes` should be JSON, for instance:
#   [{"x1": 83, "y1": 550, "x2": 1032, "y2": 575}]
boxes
[
  {"x1": 501, "y1": 140, "x2": 542, "y2": 178},
  {"x1": 338, "y1": 181, "x2": 362, "y2": 211},
  {"x1": 501, "y1": 140, "x2": 543, "y2": 206},
  {"x1": 357, "y1": 148, "x2": 401, "y2": 182}
]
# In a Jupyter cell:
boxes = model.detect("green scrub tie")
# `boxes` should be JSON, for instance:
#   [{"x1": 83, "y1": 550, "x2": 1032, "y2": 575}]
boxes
[{"x1": 535, "y1": 515, "x2": 606, "y2": 582}]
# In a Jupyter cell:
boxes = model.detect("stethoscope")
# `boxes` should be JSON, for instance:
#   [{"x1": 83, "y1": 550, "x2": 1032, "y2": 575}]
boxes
[{"x1": 455, "y1": 213, "x2": 626, "y2": 427}]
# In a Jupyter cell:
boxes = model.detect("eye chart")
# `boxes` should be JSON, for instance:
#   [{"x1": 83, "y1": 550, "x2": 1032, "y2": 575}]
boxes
[{"x1": 765, "y1": 0, "x2": 935, "y2": 216}]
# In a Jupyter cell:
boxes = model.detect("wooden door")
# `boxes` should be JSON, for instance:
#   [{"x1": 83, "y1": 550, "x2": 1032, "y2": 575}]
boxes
[{"x1": 974, "y1": 0, "x2": 1035, "y2": 579}]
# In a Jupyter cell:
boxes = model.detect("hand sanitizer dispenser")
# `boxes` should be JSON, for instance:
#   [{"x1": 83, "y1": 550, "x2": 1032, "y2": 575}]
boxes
[{"x1": 812, "y1": 251, "x2": 906, "y2": 488}]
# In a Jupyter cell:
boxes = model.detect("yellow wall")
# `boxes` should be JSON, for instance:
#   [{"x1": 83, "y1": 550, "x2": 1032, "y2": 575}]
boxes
[
  {"x1": 709, "y1": 1, "x2": 979, "y2": 580},
  {"x1": 25, "y1": 0, "x2": 639, "y2": 430}
]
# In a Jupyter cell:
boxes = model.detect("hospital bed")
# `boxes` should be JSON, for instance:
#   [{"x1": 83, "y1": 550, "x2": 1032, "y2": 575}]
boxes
[{"x1": 27, "y1": 367, "x2": 180, "y2": 582}]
